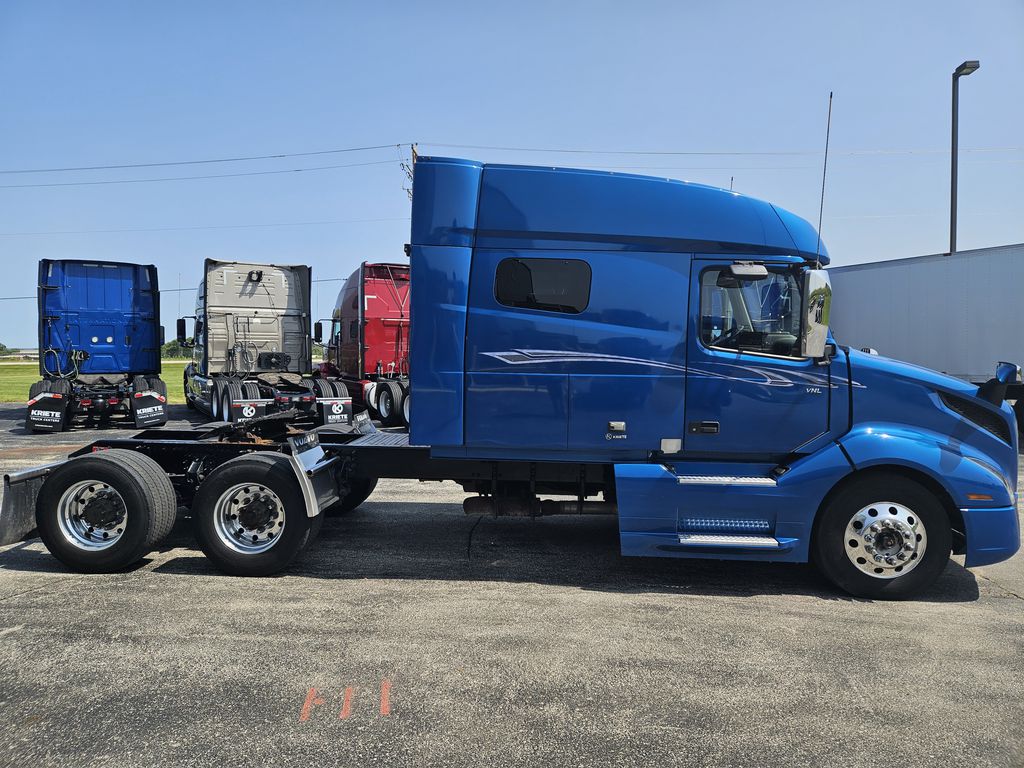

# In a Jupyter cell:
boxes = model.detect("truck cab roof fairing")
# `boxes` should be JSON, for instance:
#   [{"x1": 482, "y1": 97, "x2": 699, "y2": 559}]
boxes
[{"x1": 410, "y1": 157, "x2": 827, "y2": 263}]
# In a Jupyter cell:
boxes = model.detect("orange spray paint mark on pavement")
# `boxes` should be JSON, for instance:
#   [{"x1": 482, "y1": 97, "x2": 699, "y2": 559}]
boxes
[
  {"x1": 299, "y1": 687, "x2": 325, "y2": 722},
  {"x1": 338, "y1": 687, "x2": 355, "y2": 720},
  {"x1": 380, "y1": 679, "x2": 392, "y2": 715}
]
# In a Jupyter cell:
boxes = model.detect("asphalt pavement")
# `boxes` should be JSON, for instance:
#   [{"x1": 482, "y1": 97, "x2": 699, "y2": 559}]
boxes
[{"x1": 0, "y1": 404, "x2": 1021, "y2": 767}]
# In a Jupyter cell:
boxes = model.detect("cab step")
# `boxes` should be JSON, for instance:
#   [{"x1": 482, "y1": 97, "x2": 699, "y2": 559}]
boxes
[
  {"x1": 674, "y1": 475, "x2": 776, "y2": 487},
  {"x1": 676, "y1": 533, "x2": 791, "y2": 550}
]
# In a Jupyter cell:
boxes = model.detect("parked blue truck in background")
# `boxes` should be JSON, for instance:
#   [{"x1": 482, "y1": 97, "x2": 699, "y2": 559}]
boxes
[
  {"x1": 27, "y1": 259, "x2": 168, "y2": 432},
  {"x1": 3, "y1": 158, "x2": 1019, "y2": 599}
]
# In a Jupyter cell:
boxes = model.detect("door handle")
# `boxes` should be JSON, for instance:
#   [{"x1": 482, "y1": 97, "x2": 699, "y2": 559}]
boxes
[{"x1": 688, "y1": 420, "x2": 720, "y2": 435}]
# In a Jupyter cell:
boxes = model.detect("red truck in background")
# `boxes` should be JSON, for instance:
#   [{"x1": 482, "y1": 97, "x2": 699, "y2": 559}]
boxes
[{"x1": 318, "y1": 262, "x2": 410, "y2": 426}]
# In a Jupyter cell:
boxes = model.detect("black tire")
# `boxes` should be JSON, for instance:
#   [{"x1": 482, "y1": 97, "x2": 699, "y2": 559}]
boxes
[
  {"x1": 147, "y1": 377, "x2": 168, "y2": 399},
  {"x1": 327, "y1": 477, "x2": 378, "y2": 516},
  {"x1": 812, "y1": 474, "x2": 952, "y2": 600},
  {"x1": 48, "y1": 378, "x2": 72, "y2": 396},
  {"x1": 222, "y1": 380, "x2": 243, "y2": 422},
  {"x1": 36, "y1": 449, "x2": 177, "y2": 573},
  {"x1": 331, "y1": 380, "x2": 349, "y2": 399},
  {"x1": 309, "y1": 378, "x2": 333, "y2": 399},
  {"x1": 190, "y1": 453, "x2": 312, "y2": 576},
  {"x1": 376, "y1": 381, "x2": 402, "y2": 426},
  {"x1": 183, "y1": 368, "x2": 196, "y2": 409},
  {"x1": 399, "y1": 387, "x2": 410, "y2": 427},
  {"x1": 210, "y1": 380, "x2": 223, "y2": 420},
  {"x1": 28, "y1": 379, "x2": 48, "y2": 399},
  {"x1": 241, "y1": 381, "x2": 262, "y2": 400}
]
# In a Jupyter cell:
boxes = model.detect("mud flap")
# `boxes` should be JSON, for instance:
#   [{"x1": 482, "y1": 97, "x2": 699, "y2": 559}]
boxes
[
  {"x1": 314, "y1": 397, "x2": 353, "y2": 426},
  {"x1": 1, "y1": 462, "x2": 60, "y2": 544},
  {"x1": 26, "y1": 393, "x2": 69, "y2": 432},
  {"x1": 287, "y1": 432, "x2": 341, "y2": 517},
  {"x1": 132, "y1": 390, "x2": 168, "y2": 427},
  {"x1": 228, "y1": 398, "x2": 273, "y2": 424}
]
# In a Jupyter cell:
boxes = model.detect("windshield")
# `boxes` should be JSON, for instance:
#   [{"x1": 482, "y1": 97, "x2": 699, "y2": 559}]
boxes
[{"x1": 700, "y1": 267, "x2": 803, "y2": 357}]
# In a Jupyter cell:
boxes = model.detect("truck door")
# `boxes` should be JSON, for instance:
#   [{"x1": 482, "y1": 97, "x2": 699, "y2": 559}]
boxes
[{"x1": 683, "y1": 258, "x2": 830, "y2": 458}]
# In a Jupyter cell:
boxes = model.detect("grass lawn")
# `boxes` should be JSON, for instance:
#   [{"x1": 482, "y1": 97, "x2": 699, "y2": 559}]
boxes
[{"x1": 0, "y1": 360, "x2": 189, "y2": 404}]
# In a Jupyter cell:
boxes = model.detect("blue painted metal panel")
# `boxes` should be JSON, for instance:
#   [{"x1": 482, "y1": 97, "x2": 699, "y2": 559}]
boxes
[
  {"x1": 616, "y1": 445, "x2": 853, "y2": 563},
  {"x1": 408, "y1": 245, "x2": 472, "y2": 447},
  {"x1": 410, "y1": 158, "x2": 482, "y2": 248},
  {"x1": 465, "y1": 162, "x2": 829, "y2": 262},
  {"x1": 961, "y1": 506, "x2": 1020, "y2": 567},
  {"x1": 37, "y1": 259, "x2": 160, "y2": 377},
  {"x1": 464, "y1": 249, "x2": 690, "y2": 454},
  {"x1": 465, "y1": 372, "x2": 568, "y2": 449}
]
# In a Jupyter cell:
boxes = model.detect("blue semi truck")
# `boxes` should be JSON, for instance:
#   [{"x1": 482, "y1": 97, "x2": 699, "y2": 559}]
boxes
[
  {"x1": 2, "y1": 158, "x2": 1019, "y2": 599},
  {"x1": 26, "y1": 259, "x2": 168, "y2": 432}
]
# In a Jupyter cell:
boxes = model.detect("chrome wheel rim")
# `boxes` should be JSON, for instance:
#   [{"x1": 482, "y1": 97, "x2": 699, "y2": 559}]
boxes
[
  {"x1": 403, "y1": 394, "x2": 410, "y2": 423},
  {"x1": 845, "y1": 501, "x2": 927, "y2": 579},
  {"x1": 213, "y1": 483, "x2": 285, "y2": 554},
  {"x1": 57, "y1": 480, "x2": 128, "y2": 551},
  {"x1": 379, "y1": 390, "x2": 392, "y2": 419},
  {"x1": 221, "y1": 392, "x2": 231, "y2": 422},
  {"x1": 211, "y1": 388, "x2": 220, "y2": 419}
]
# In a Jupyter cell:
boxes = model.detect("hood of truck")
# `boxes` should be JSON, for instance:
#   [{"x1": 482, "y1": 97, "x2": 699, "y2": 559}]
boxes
[{"x1": 846, "y1": 347, "x2": 1018, "y2": 487}]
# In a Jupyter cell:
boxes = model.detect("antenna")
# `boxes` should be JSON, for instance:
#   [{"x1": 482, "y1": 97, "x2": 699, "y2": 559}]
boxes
[
  {"x1": 814, "y1": 92, "x2": 833, "y2": 269},
  {"x1": 729, "y1": 175, "x2": 734, "y2": 192}
]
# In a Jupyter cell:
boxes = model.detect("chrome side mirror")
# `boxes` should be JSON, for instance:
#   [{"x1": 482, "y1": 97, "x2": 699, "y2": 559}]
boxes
[{"x1": 800, "y1": 269, "x2": 832, "y2": 359}]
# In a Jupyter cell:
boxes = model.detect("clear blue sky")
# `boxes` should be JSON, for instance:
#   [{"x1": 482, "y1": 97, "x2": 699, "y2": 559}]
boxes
[{"x1": 0, "y1": 0, "x2": 1021, "y2": 347}]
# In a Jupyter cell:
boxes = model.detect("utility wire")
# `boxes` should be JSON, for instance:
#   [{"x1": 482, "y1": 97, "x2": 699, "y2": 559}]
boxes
[
  {"x1": 0, "y1": 143, "x2": 408, "y2": 175},
  {"x1": 420, "y1": 141, "x2": 1024, "y2": 157},
  {"x1": 0, "y1": 216, "x2": 410, "y2": 237},
  {"x1": 0, "y1": 159, "x2": 397, "y2": 190}
]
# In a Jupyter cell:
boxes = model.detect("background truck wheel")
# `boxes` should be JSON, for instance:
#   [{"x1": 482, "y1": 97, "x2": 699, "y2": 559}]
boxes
[
  {"x1": 376, "y1": 381, "x2": 403, "y2": 426},
  {"x1": 222, "y1": 381, "x2": 244, "y2": 422},
  {"x1": 210, "y1": 381, "x2": 223, "y2": 420},
  {"x1": 35, "y1": 449, "x2": 177, "y2": 573},
  {"x1": 183, "y1": 367, "x2": 196, "y2": 409},
  {"x1": 400, "y1": 387, "x2": 410, "y2": 427},
  {"x1": 190, "y1": 453, "x2": 312, "y2": 576},
  {"x1": 330, "y1": 380, "x2": 349, "y2": 399},
  {"x1": 812, "y1": 474, "x2": 952, "y2": 600},
  {"x1": 327, "y1": 477, "x2": 378, "y2": 516}
]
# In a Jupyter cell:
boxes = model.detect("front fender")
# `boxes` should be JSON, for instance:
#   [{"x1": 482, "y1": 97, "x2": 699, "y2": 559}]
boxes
[{"x1": 839, "y1": 423, "x2": 1015, "y2": 508}]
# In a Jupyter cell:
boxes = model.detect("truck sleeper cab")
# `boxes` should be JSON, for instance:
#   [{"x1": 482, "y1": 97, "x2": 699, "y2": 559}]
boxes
[
  {"x1": 177, "y1": 259, "x2": 351, "y2": 428},
  {"x1": 27, "y1": 259, "x2": 168, "y2": 432},
  {"x1": 317, "y1": 261, "x2": 410, "y2": 426},
  {"x1": 408, "y1": 158, "x2": 1020, "y2": 599},
  {"x1": 7, "y1": 158, "x2": 1019, "y2": 600}
]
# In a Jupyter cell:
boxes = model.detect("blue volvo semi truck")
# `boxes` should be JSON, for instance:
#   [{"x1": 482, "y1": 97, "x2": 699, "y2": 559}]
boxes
[
  {"x1": 26, "y1": 259, "x2": 168, "y2": 432},
  {"x1": 1, "y1": 158, "x2": 1018, "y2": 599}
]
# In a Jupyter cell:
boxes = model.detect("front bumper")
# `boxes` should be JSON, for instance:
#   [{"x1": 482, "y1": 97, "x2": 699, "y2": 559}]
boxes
[{"x1": 963, "y1": 505, "x2": 1021, "y2": 567}]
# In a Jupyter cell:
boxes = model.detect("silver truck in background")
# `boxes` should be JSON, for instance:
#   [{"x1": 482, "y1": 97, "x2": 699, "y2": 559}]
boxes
[
  {"x1": 828, "y1": 242, "x2": 1024, "y2": 426},
  {"x1": 177, "y1": 259, "x2": 351, "y2": 425}
]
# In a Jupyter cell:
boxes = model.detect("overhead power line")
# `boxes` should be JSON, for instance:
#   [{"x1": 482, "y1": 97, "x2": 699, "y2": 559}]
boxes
[
  {"x1": 419, "y1": 141, "x2": 1024, "y2": 157},
  {"x1": 0, "y1": 143, "x2": 408, "y2": 175},
  {"x1": 0, "y1": 216, "x2": 410, "y2": 237},
  {"x1": 0, "y1": 159, "x2": 398, "y2": 190}
]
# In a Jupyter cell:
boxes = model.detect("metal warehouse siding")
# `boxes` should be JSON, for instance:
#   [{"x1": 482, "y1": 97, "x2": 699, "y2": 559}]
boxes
[{"x1": 828, "y1": 244, "x2": 1024, "y2": 381}]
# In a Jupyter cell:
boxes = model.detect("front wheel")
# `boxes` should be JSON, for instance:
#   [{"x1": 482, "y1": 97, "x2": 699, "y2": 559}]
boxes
[
  {"x1": 812, "y1": 474, "x2": 952, "y2": 600},
  {"x1": 191, "y1": 453, "x2": 312, "y2": 576}
]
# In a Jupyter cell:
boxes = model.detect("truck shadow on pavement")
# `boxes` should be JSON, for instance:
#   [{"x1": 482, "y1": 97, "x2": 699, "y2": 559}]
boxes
[{"x1": 0, "y1": 500, "x2": 983, "y2": 603}]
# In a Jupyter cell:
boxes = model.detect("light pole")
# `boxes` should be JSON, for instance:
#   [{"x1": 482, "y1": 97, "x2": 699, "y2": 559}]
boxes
[{"x1": 950, "y1": 59, "x2": 979, "y2": 254}]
